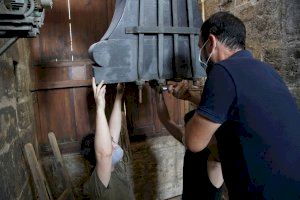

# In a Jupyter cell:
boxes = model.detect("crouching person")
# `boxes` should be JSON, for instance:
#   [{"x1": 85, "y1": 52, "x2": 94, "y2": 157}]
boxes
[{"x1": 81, "y1": 78, "x2": 134, "y2": 200}]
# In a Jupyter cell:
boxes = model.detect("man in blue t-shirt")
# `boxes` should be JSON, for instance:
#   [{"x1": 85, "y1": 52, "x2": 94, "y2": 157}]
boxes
[{"x1": 185, "y1": 11, "x2": 300, "y2": 199}]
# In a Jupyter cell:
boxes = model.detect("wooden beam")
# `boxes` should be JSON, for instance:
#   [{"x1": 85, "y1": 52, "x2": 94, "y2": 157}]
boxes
[
  {"x1": 31, "y1": 80, "x2": 92, "y2": 91},
  {"x1": 34, "y1": 60, "x2": 93, "y2": 68}
]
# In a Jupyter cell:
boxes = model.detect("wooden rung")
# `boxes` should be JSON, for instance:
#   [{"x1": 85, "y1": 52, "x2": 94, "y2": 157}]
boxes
[
  {"x1": 24, "y1": 143, "x2": 54, "y2": 200},
  {"x1": 57, "y1": 188, "x2": 72, "y2": 200},
  {"x1": 48, "y1": 132, "x2": 75, "y2": 200}
]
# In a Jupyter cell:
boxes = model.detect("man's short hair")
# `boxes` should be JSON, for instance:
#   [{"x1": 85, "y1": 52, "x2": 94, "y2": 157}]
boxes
[
  {"x1": 81, "y1": 133, "x2": 96, "y2": 166},
  {"x1": 201, "y1": 12, "x2": 246, "y2": 50}
]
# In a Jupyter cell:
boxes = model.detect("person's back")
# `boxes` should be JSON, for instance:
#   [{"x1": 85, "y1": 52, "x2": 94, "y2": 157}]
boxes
[
  {"x1": 86, "y1": 162, "x2": 134, "y2": 200},
  {"x1": 214, "y1": 50, "x2": 300, "y2": 199},
  {"x1": 188, "y1": 11, "x2": 300, "y2": 199}
]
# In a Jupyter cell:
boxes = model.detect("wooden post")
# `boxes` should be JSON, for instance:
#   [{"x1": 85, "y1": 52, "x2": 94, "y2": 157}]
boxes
[{"x1": 24, "y1": 143, "x2": 54, "y2": 200}]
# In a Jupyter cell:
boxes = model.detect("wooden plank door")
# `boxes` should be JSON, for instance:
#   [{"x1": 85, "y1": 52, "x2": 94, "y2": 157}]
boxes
[{"x1": 31, "y1": 0, "x2": 116, "y2": 155}]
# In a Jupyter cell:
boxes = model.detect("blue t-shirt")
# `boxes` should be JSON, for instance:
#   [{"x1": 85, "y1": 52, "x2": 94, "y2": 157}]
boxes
[{"x1": 197, "y1": 50, "x2": 300, "y2": 199}]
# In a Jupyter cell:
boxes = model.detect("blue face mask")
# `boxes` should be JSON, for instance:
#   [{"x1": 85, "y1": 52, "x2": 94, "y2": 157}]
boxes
[
  {"x1": 199, "y1": 39, "x2": 214, "y2": 69},
  {"x1": 112, "y1": 144, "x2": 124, "y2": 166}
]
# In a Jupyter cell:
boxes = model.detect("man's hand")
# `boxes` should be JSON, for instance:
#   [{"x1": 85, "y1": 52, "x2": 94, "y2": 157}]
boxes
[
  {"x1": 92, "y1": 77, "x2": 106, "y2": 111},
  {"x1": 169, "y1": 80, "x2": 192, "y2": 100},
  {"x1": 169, "y1": 80, "x2": 202, "y2": 105}
]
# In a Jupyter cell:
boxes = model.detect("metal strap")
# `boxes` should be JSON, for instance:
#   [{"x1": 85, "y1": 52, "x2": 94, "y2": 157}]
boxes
[
  {"x1": 187, "y1": 0, "x2": 196, "y2": 79},
  {"x1": 138, "y1": 0, "x2": 145, "y2": 80},
  {"x1": 125, "y1": 26, "x2": 199, "y2": 35},
  {"x1": 158, "y1": 0, "x2": 164, "y2": 79},
  {"x1": 172, "y1": 0, "x2": 179, "y2": 78}
]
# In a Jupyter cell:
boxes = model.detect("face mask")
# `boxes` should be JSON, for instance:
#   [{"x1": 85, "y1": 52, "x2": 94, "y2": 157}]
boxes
[
  {"x1": 199, "y1": 39, "x2": 215, "y2": 69},
  {"x1": 112, "y1": 144, "x2": 124, "y2": 166}
]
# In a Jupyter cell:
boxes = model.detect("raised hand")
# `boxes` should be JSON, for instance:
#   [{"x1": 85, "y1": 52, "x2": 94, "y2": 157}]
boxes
[
  {"x1": 116, "y1": 83, "x2": 125, "y2": 97},
  {"x1": 92, "y1": 77, "x2": 106, "y2": 111}
]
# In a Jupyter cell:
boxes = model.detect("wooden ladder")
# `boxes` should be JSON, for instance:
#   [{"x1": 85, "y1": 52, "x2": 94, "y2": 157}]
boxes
[{"x1": 25, "y1": 132, "x2": 76, "y2": 200}]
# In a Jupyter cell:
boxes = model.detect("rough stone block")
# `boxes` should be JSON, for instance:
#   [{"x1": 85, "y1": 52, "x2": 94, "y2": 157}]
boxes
[
  {"x1": 17, "y1": 100, "x2": 34, "y2": 130},
  {"x1": 0, "y1": 106, "x2": 18, "y2": 151},
  {"x1": 0, "y1": 60, "x2": 15, "y2": 99},
  {"x1": 234, "y1": 5, "x2": 255, "y2": 22},
  {"x1": 15, "y1": 65, "x2": 31, "y2": 99},
  {"x1": 0, "y1": 138, "x2": 31, "y2": 199},
  {"x1": 17, "y1": 181, "x2": 34, "y2": 200},
  {"x1": 129, "y1": 136, "x2": 185, "y2": 199},
  {"x1": 264, "y1": 47, "x2": 282, "y2": 71},
  {"x1": 235, "y1": 0, "x2": 250, "y2": 7},
  {"x1": 290, "y1": 87, "x2": 300, "y2": 108}
]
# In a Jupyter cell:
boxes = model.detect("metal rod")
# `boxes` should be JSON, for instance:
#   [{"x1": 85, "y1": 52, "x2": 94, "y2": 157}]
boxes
[
  {"x1": 137, "y1": 0, "x2": 145, "y2": 103},
  {"x1": 0, "y1": 37, "x2": 19, "y2": 56},
  {"x1": 158, "y1": 0, "x2": 164, "y2": 79},
  {"x1": 138, "y1": 0, "x2": 145, "y2": 80},
  {"x1": 187, "y1": 0, "x2": 196, "y2": 80},
  {"x1": 138, "y1": 85, "x2": 143, "y2": 104},
  {"x1": 172, "y1": 0, "x2": 179, "y2": 78},
  {"x1": 126, "y1": 26, "x2": 199, "y2": 35}
]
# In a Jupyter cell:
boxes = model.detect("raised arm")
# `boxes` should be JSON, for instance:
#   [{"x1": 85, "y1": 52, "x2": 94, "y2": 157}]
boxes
[
  {"x1": 155, "y1": 89, "x2": 184, "y2": 143},
  {"x1": 108, "y1": 83, "x2": 124, "y2": 144},
  {"x1": 92, "y1": 78, "x2": 112, "y2": 187}
]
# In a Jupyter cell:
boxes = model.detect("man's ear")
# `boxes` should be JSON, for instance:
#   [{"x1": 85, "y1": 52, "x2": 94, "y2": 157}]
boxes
[{"x1": 207, "y1": 34, "x2": 217, "y2": 53}]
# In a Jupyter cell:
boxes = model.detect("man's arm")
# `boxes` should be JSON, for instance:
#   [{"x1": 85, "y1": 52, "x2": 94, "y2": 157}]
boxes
[
  {"x1": 155, "y1": 91, "x2": 184, "y2": 143},
  {"x1": 92, "y1": 78, "x2": 112, "y2": 187},
  {"x1": 108, "y1": 83, "x2": 124, "y2": 144},
  {"x1": 185, "y1": 65, "x2": 236, "y2": 153},
  {"x1": 185, "y1": 113, "x2": 221, "y2": 152}
]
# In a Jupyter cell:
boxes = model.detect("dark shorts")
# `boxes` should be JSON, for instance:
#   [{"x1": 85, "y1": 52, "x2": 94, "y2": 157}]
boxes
[{"x1": 182, "y1": 148, "x2": 222, "y2": 200}]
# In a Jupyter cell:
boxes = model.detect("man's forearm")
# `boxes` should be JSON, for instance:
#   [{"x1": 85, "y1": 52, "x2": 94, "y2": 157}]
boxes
[{"x1": 185, "y1": 114, "x2": 220, "y2": 152}]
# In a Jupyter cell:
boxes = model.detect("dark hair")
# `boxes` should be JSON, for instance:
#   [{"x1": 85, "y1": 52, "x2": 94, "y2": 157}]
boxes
[
  {"x1": 81, "y1": 133, "x2": 96, "y2": 166},
  {"x1": 201, "y1": 12, "x2": 246, "y2": 50}
]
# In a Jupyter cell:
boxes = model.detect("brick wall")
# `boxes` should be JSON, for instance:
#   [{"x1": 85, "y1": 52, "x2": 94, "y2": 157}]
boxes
[
  {"x1": 201, "y1": 0, "x2": 300, "y2": 106},
  {"x1": 0, "y1": 39, "x2": 36, "y2": 199}
]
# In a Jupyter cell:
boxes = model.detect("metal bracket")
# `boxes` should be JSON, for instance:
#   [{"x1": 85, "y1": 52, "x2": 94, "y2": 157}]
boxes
[{"x1": 125, "y1": 26, "x2": 200, "y2": 35}]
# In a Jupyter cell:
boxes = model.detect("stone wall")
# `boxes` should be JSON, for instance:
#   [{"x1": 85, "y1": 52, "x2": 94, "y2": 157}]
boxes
[
  {"x1": 128, "y1": 135, "x2": 185, "y2": 200},
  {"x1": 0, "y1": 39, "x2": 36, "y2": 199},
  {"x1": 201, "y1": 0, "x2": 300, "y2": 106}
]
